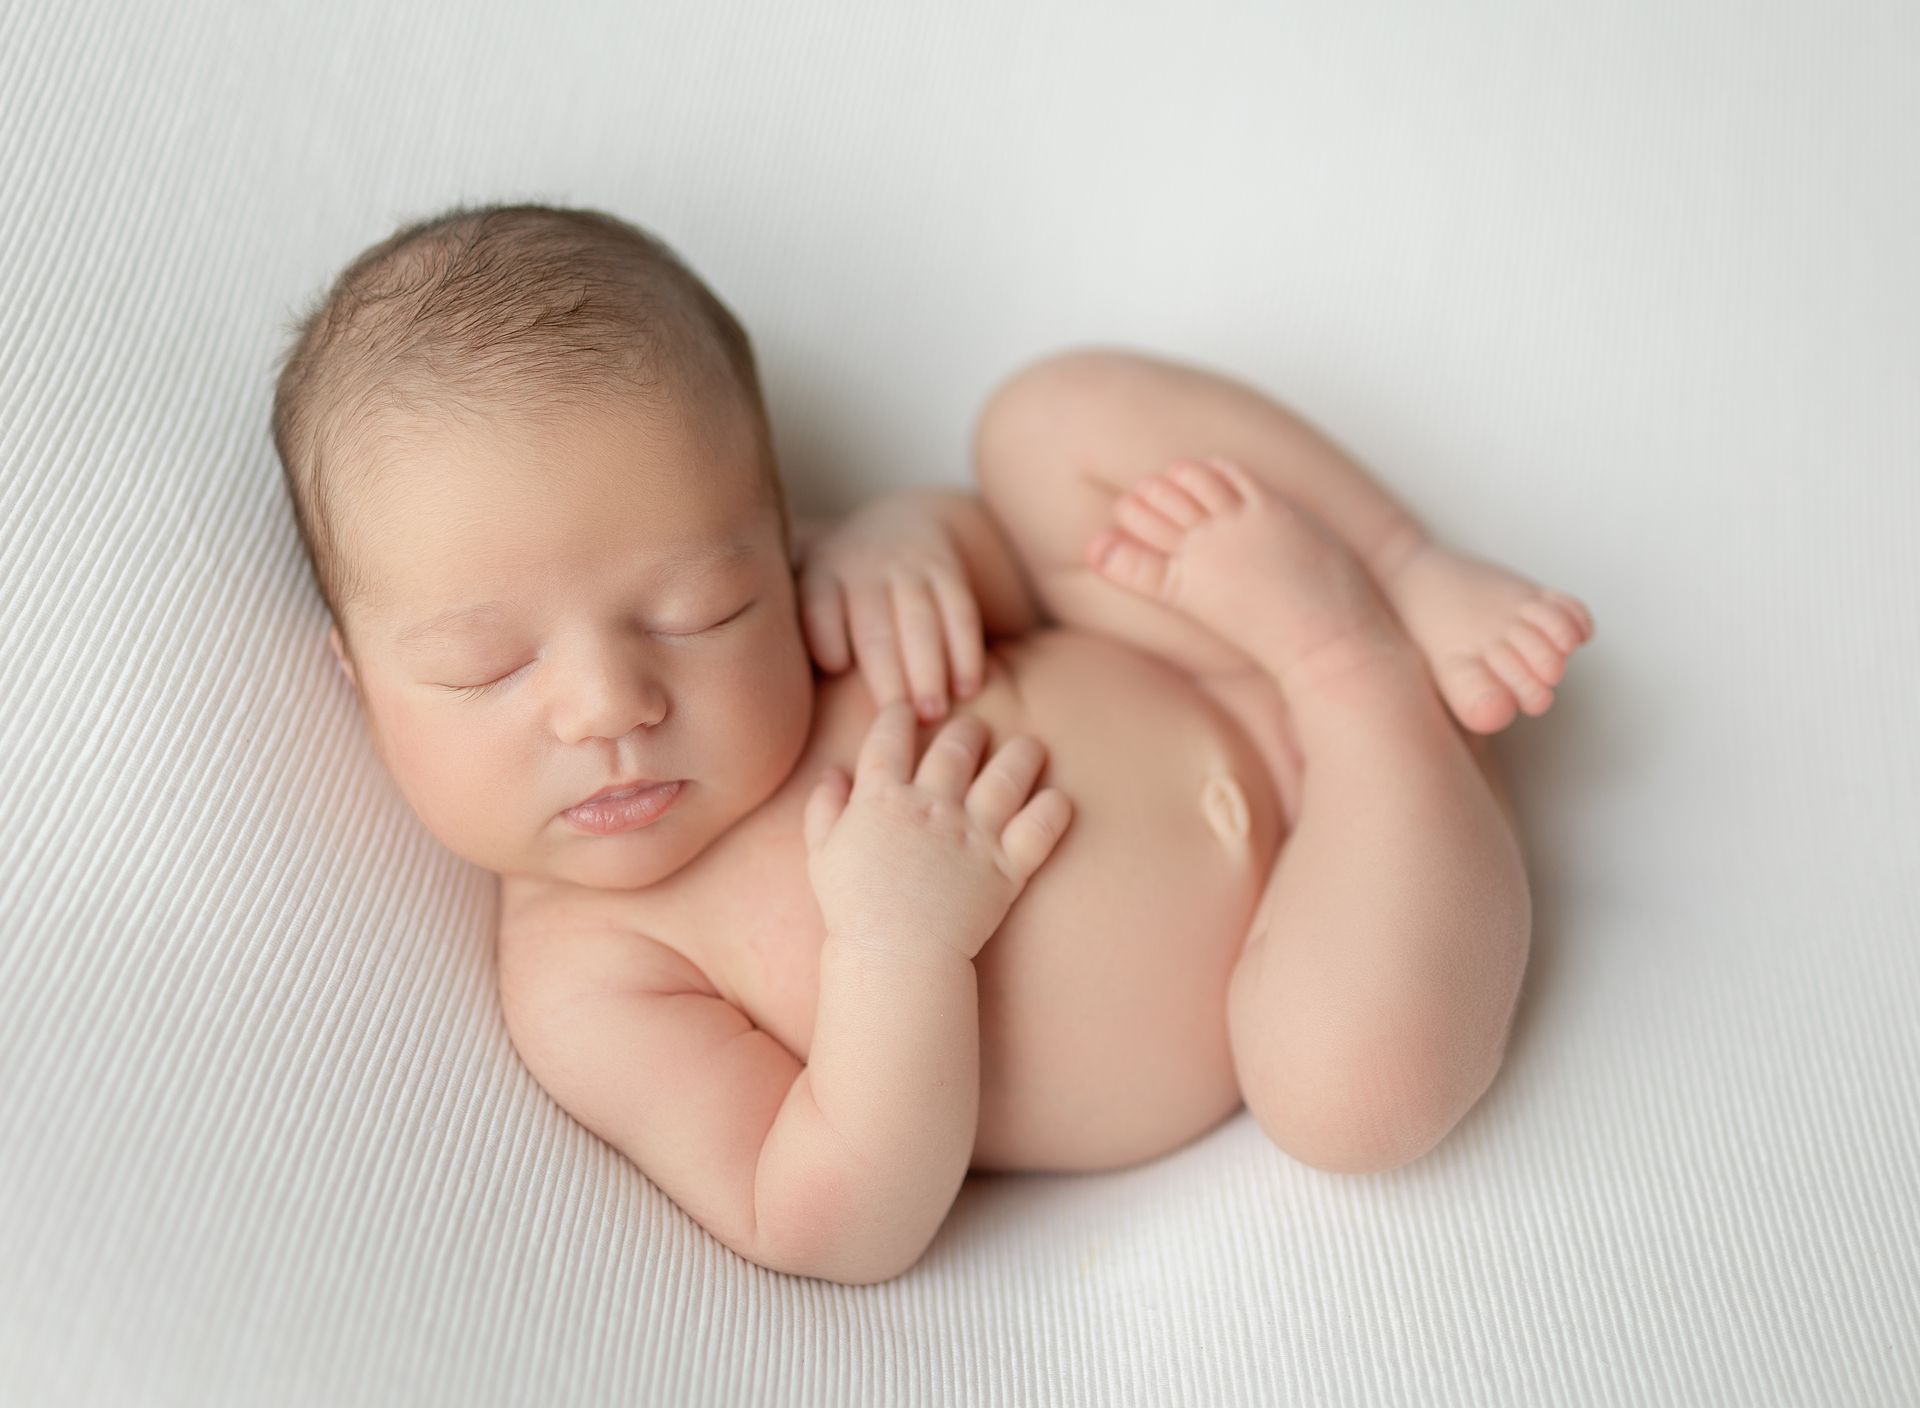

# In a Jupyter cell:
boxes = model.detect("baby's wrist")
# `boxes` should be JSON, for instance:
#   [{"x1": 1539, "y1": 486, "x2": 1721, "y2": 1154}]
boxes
[{"x1": 822, "y1": 925, "x2": 978, "y2": 974}]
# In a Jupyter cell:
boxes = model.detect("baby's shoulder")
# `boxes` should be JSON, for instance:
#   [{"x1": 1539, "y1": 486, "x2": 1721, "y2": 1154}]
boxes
[{"x1": 495, "y1": 888, "x2": 718, "y2": 1024}]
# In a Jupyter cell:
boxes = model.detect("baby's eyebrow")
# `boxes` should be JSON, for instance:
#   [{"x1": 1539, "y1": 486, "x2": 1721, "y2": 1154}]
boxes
[
  {"x1": 392, "y1": 539, "x2": 757, "y2": 648},
  {"x1": 395, "y1": 600, "x2": 512, "y2": 648}
]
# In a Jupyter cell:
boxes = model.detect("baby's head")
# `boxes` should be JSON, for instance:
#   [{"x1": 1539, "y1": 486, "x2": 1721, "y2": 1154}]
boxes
[{"x1": 271, "y1": 202, "x2": 814, "y2": 892}]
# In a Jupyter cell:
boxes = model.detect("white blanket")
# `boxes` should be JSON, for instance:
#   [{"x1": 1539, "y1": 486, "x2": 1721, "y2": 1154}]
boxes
[{"x1": 3, "y1": 0, "x2": 1916, "y2": 1402}]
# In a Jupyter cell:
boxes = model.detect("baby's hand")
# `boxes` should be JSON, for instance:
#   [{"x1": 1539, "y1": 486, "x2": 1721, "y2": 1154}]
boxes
[
  {"x1": 796, "y1": 495, "x2": 985, "y2": 722},
  {"x1": 802, "y1": 700, "x2": 1072, "y2": 965}
]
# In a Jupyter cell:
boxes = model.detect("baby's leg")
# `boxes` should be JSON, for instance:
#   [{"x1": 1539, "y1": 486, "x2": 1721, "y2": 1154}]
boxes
[
  {"x1": 977, "y1": 345, "x2": 1426, "y2": 594},
  {"x1": 974, "y1": 345, "x2": 1594, "y2": 734},
  {"x1": 1229, "y1": 640, "x2": 1531, "y2": 1174},
  {"x1": 1079, "y1": 455, "x2": 1532, "y2": 1174}
]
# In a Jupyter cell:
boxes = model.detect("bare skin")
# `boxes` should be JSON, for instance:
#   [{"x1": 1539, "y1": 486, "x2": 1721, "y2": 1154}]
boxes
[
  {"x1": 1368, "y1": 537, "x2": 1595, "y2": 735},
  {"x1": 956, "y1": 346, "x2": 1583, "y2": 1171},
  {"x1": 1033, "y1": 455, "x2": 1530, "y2": 1168},
  {"x1": 1084, "y1": 451, "x2": 1595, "y2": 713},
  {"x1": 408, "y1": 345, "x2": 1592, "y2": 1282}
]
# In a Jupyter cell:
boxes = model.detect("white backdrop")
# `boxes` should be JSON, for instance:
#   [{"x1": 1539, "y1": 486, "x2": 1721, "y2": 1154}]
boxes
[{"x1": 2, "y1": 0, "x2": 1916, "y2": 1403}]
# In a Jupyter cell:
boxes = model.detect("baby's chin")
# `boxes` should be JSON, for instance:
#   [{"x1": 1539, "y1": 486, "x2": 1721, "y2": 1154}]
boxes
[{"x1": 508, "y1": 824, "x2": 704, "y2": 894}]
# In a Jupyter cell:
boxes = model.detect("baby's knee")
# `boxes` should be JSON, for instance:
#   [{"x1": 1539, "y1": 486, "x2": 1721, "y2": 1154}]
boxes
[
  {"x1": 975, "y1": 345, "x2": 1177, "y2": 463},
  {"x1": 984, "y1": 343, "x2": 1166, "y2": 411}
]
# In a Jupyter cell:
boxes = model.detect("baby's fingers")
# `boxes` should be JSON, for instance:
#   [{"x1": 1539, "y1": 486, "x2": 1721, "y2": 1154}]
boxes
[
  {"x1": 1001, "y1": 789, "x2": 1073, "y2": 882},
  {"x1": 846, "y1": 581, "x2": 910, "y2": 710},
  {"x1": 799, "y1": 570, "x2": 852, "y2": 674},
  {"x1": 891, "y1": 576, "x2": 951, "y2": 720},
  {"x1": 928, "y1": 569, "x2": 985, "y2": 702},
  {"x1": 964, "y1": 735, "x2": 1048, "y2": 833},
  {"x1": 962, "y1": 735, "x2": 1073, "y2": 880},
  {"x1": 853, "y1": 699, "x2": 919, "y2": 791}
]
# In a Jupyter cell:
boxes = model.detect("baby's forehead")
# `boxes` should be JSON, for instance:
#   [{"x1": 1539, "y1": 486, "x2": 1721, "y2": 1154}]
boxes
[
  {"x1": 351, "y1": 457, "x2": 767, "y2": 592},
  {"x1": 339, "y1": 392, "x2": 768, "y2": 553},
  {"x1": 354, "y1": 388, "x2": 745, "y2": 484}
]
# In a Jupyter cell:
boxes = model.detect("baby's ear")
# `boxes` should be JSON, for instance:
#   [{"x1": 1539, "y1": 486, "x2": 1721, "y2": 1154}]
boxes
[{"x1": 327, "y1": 625, "x2": 360, "y2": 694}]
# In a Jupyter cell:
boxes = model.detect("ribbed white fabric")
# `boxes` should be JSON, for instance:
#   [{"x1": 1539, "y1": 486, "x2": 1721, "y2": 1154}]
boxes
[{"x1": 3, "y1": 0, "x2": 1917, "y2": 1402}]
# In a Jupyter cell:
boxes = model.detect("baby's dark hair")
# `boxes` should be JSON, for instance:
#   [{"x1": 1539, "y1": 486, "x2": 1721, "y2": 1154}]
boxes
[{"x1": 269, "y1": 200, "x2": 788, "y2": 658}]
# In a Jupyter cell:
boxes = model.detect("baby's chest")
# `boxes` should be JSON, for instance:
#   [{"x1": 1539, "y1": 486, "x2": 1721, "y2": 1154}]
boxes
[{"x1": 691, "y1": 836, "x2": 827, "y2": 1061}]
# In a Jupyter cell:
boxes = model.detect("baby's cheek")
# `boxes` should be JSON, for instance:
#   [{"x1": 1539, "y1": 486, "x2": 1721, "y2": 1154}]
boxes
[{"x1": 381, "y1": 704, "x2": 486, "y2": 806}]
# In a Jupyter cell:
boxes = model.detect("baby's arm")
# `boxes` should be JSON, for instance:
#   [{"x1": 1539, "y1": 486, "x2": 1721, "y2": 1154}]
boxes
[
  {"x1": 914, "y1": 488, "x2": 1044, "y2": 641},
  {"x1": 797, "y1": 490, "x2": 1041, "y2": 641},
  {"x1": 796, "y1": 488, "x2": 1045, "y2": 720},
  {"x1": 757, "y1": 932, "x2": 981, "y2": 1283},
  {"x1": 501, "y1": 930, "x2": 976, "y2": 1285}
]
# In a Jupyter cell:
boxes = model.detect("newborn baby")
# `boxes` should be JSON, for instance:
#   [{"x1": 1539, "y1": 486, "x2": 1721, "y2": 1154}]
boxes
[{"x1": 272, "y1": 202, "x2": 1594, "y2": 1286}]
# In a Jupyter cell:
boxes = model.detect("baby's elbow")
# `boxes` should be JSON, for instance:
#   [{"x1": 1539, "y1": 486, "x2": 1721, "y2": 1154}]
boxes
[{"x1": 757, "y1": 1175, "x2": 938, "y2": 1287}]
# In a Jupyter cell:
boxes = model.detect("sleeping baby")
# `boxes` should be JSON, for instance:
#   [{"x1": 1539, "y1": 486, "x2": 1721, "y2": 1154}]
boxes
[{"x1": 271, "y1": 201, "x2": 1594, "y2": 1286}]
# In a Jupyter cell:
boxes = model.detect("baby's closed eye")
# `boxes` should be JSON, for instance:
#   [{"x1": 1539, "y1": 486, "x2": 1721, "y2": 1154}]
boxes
[{"x1": 435, "y1": 600, "x2": 758, "y2": 699}]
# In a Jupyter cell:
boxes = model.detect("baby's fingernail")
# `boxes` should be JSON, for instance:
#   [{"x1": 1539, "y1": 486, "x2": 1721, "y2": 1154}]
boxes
[{"x1": 918, "y1": 694, "x2": 944, "y2": 719}]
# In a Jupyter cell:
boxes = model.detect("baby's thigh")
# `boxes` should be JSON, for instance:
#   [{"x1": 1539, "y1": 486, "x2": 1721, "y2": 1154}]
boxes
[
  {"x1": 976, "y1": 345, "x2": 1283, "y2": 511},
  {"x1": 1461, "y1": 727, "x2": 1520, "y2": 834}
]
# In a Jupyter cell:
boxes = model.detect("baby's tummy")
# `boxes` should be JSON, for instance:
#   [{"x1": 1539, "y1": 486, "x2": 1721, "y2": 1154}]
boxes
[{"x1": 965, "y1": 628, "x2": 1286, "y2": 1172}]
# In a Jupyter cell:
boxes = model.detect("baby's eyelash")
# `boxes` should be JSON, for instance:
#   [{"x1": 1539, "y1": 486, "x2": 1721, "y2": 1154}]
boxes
[
  {"x1": 438, "y1": 601, "x2": 754, "y2": 700},
  {"x1": 441, "y1": 665, "x2": 524, "y2": 700}
]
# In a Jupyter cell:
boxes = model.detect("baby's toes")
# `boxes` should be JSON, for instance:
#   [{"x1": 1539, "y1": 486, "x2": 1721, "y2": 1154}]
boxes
[
  {"x1": 1484, "y1": 638, "x2": 1555, "y2": 716},
  {"x1": 1112, "y1": 488, "x2": 1189, "y2": 553},
  {"x1": 1518, "y1": 600, "x2": 1585, "y2": 654},
  {"x1": 1086, "y1": 529, "x2": 1173, "y2": 600},
  {"x1": 1437, "y1": 654, "x2": 1519, "y2": 734},
  {"x1": 1543, "y1": 591, "x2": 1595, "y2": 641},
  {"x1": 1135, "y1": 474, "x2": 1209, "y2": 529},
  {"x1": 1506, "y1": 619, "x2": 1566, "y2": 685},
  {"x1": 1166, "y1": 459, "x2": 1242, "y2": 513}
]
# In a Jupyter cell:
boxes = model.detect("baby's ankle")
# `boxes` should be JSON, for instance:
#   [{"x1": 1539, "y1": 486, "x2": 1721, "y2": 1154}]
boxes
[
  {"x1": 1271, "y1": 625, "x2": 1423, "y2": 706},
  {"x1": 1368, "y1": 518, "x2": 1437, "y2": 583}
]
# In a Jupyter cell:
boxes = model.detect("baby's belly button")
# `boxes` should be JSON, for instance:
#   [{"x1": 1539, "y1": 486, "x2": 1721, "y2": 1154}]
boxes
[{"x1": 1199, "y1": 772, "x2": 1251, "y2": 848}]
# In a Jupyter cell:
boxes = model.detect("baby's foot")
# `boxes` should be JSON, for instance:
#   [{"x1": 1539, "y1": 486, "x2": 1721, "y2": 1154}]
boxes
[
  {"x1": 1374, "y1": 536, "x2": 1596, "y2": 734},
  {"x1": 1082, "y1": 455, "x2": 1415, "y2": 697}
]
